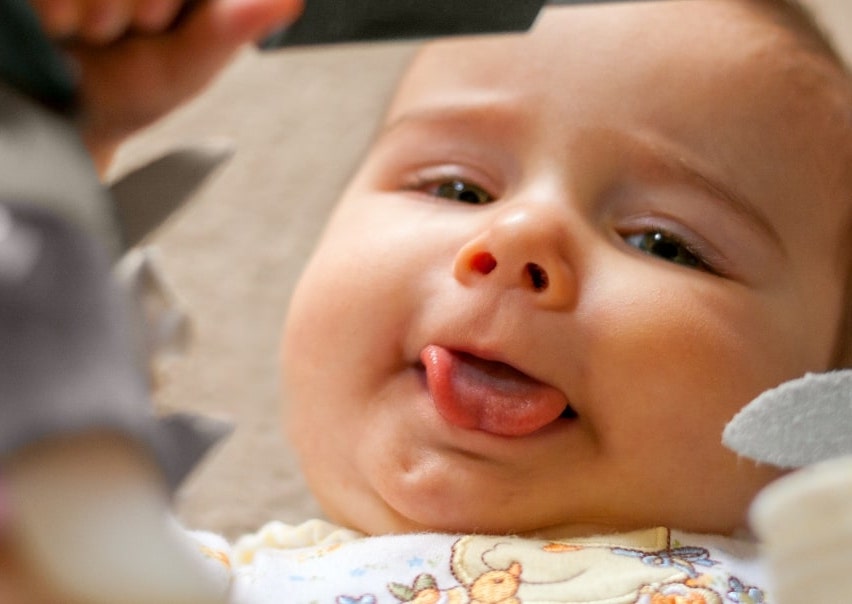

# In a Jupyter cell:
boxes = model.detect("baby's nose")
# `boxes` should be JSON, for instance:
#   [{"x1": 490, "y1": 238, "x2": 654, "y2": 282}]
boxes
[
  {"x1": 453, "y1": 206, "x2": 577, "y2": 310},
  {"x1": 467, "y1": 251, "x2": 550, "y2": 292}
]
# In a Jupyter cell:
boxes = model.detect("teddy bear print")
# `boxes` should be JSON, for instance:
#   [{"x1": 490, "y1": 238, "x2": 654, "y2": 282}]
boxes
[
  {"x1": 388, "y1": 562, "x2": 522, "y2": 604},
  {"x1": 450, "y1": 532, "x2": 698, "y2": 603},
  {"x1": 468, "y1": 562, "x2": 522, "y2": 604},
  {"x1": 635, "y1": 582, "x2": 723, "y2": 604}
]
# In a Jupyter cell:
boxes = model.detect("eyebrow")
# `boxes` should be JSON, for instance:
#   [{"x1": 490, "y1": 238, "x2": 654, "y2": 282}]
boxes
[
  {"x1": 379, "y1": 94, "x2": 525, "y2": 141},
  {"x1": 679, "y1": 160, "x2": 784, "y2": 252},
  {"x1": 630, "y1": 135, "x2": 786, "y2": 254}
]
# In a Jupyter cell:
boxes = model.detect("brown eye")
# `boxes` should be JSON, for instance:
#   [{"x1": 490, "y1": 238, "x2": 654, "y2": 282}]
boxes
[
  {"x1": 625, "y1": 230, "x2": 708, "y2": 271},
  {"x1": 433, "y1": 180, "x2": 493, "y2": 205}
]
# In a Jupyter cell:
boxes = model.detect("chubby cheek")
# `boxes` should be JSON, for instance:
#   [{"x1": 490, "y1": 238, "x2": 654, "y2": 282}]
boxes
[
  {"x1": 583, "y1": 275, "x2": 793, "y2": 520},
  {"x1": 280, "y1": 276, "x2": 370, "y2": 517},
  {"x1": 280, "y1": 256, "x2": 373, "y2": 431},
  {"x1": 598, "y1": 304, "x2": 764, "y2": 433},
  {"x1": 281, "y1": 206, "x2": 410, "y2": 371},
  {"x1": 280, "y1": 193, "x2": 456, "y2": 391},
  {"x1": 278, "y1": 205, "x2": 435, "y2": 478}
]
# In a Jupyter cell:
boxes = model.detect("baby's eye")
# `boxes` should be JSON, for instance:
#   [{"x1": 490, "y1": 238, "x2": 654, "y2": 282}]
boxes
[
  {"x1": 625, "y1": 230, "x2": 709, "y2": 271},
  {"x1": 430, "y1": 179, "x2": 494, "y2": 205}
]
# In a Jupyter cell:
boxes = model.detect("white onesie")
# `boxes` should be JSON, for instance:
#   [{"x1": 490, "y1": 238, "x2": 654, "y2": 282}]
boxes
[{"x1": 193, "y1": 519, "x2": 769, "y2": 604}]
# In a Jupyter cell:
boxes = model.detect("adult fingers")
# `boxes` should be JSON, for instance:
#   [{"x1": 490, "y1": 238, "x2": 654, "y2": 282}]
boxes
[
  {"x1": 71, "y1": 0, "x2": 303, "y2": 150},
  {"x1": 76, "y1": 0, "x2": 135, "y2": 43},
  {"x1": 32, "y1": 0, "x2": 189, "y2": 44},
  {"x1": 131, "y1": 0, "x2": 184, "y2": 33}
]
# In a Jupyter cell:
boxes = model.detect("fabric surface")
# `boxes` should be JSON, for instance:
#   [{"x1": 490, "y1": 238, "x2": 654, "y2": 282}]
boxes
[{"x1": 191, "y1": 521, "x2": 769, "y2": 604}]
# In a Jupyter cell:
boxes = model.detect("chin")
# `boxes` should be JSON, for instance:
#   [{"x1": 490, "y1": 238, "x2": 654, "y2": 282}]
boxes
[
  {"x1": 377, "y1": 489, "x2": 545, "y2": 536},
  {"x1": 322, "y1": 486, "x2": 504, "y2": 536}
]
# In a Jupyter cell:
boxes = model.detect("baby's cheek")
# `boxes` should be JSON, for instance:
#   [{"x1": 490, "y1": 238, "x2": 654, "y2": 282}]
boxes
[{"x1": 580, "y1": 294, "x2": 778, "y2": 457}]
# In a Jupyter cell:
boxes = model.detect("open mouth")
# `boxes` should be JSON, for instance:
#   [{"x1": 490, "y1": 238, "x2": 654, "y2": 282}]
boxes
[
  {"x1": 559, "y1": 404, "x2": 579, "y2": 420},
  {"x1": 420, "y1": 345, "x2": 575, "y2": 437}
]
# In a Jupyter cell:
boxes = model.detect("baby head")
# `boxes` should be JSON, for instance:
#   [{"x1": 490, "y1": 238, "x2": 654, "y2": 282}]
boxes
[{"x1": 281, "y1": 0, "x2": 852, "y2": 538}]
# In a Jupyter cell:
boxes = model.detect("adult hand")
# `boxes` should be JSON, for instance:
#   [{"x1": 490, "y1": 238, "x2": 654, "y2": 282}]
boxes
[{"x1": 30, "y1": 0, "x2": 303, "y2": 172}]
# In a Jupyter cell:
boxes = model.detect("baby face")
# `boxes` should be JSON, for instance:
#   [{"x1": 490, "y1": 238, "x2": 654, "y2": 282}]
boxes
[{"x1": 282, "y1": 0, "x2": 852, "y2": 537}]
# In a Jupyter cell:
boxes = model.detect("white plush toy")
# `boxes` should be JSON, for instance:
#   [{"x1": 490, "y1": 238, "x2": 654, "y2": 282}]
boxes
[
  {"x1": 0, "y1": 1, "x2": 233, "y2": 601},
  {"x1": 724, "y1": 370, "x2": 852, "y2": 603}
]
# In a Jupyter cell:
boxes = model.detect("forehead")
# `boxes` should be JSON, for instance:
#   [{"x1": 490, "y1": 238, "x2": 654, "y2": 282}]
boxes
[
  {"x1": 384, "y1": 0, "x2": 852, "y2": 268},
  {"x1": 390, "y1": 1, "x2": 832, "y2": 119}
]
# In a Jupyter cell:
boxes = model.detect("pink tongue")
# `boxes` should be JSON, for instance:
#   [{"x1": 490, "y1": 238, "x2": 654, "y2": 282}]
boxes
[{"x1": 421, "y1": 345, "x2": 570, "y2": 437}]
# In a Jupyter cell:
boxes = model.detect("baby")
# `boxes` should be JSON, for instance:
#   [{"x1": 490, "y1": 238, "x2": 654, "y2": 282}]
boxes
[
  {"x1": 280, "y1": 0, "x2": 852, "y2": 542},
  {"x1": 16, "y1": 0, "x2": 852, "y2": 602}
]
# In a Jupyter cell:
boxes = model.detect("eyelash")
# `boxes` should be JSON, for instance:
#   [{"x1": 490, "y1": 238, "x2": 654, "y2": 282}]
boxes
[
  {"x1": 622, "y1": 229, "x2": 717, "y2": 274},
  {"x1": 405, "y1": 175, "x2": 496, "y2": 205}
]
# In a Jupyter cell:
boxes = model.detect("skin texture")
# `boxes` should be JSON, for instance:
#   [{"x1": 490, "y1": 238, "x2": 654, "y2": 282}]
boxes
[{"x1": 282, "y1": 1, "x2": 852, "y2": 538}]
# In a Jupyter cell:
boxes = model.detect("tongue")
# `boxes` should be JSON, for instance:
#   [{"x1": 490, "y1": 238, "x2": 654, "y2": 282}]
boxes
[{"x1": 421, "y1": 345, "x2": 570, "y2": 437}]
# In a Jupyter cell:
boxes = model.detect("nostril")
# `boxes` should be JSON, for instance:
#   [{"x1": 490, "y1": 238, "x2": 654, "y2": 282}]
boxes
[
  {"x1": 526, "y1": 262, "x2": 549, "y2": 291},
  {"x1": 471, "y1": 251, "x2": 497, "y2": 275}
]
